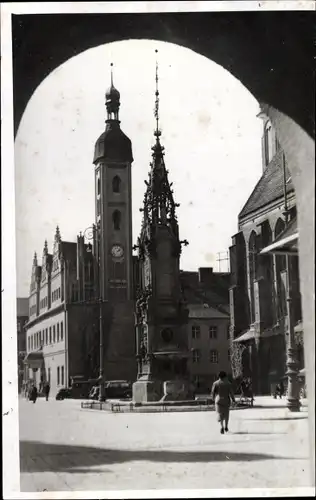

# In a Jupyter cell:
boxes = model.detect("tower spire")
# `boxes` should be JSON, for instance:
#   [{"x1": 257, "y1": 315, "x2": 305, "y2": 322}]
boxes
[
  {"x1": 105, "y1": 62, "x2": 120, "y2": 121},
  {"x1": 110, "y1": 62, "x2": 114, "y2": 87},
  {"x1": 154, "y1": 49, "x2": 161, "y2": 140}
]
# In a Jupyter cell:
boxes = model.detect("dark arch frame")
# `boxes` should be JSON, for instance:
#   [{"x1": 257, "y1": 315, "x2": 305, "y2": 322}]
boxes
[{"x1": 12, "y1": 12, "x2": 314, "y2": 137}]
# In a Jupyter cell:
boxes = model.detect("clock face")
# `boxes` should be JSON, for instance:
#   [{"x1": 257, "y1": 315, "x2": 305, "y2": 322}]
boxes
[{"x1": 111, "y1": 244, "x2": 124, "y2": 259}]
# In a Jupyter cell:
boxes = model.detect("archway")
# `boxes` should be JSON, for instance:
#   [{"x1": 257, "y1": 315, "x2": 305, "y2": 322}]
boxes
[{"x1": 12, "y1": 12, "x2": 314, "y2": 484}]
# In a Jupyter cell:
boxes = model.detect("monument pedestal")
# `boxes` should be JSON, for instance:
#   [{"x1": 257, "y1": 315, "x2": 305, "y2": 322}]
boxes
[
  {"x1": 132, "y1": 378, "x2": 162, "y2": 403},
  {"x1": 132, "y1": 377, "x2": 193, "y2": 403}
]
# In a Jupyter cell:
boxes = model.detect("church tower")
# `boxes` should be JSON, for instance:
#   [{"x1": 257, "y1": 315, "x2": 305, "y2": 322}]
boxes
[
  {"x1": 132, "y1": 52, "x2": 191, "y2": 403},
  {"x1": 92, "y1": 65, "x2": 136, "y2": 381},
  {"x1": 93, "y1": 64, "x2": 134, "y2": 302}
]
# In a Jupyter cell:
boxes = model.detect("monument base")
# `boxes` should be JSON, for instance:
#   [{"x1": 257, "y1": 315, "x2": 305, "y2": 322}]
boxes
[{"x1": 132, "y1": 378, "x2": 193, "y2": 403}]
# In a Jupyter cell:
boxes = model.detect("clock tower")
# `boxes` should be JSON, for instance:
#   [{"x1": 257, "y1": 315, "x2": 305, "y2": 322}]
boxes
[
  {"x1": 93, "y1": 65, "x2": 133, "y2": 302},
  {"x1": 92, "y1": 65, "x2": 136, "y2": 381}
]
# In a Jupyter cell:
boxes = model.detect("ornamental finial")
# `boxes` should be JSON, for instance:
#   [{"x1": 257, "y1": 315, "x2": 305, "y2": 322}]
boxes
[{"x1": 154, "y1": 49, "x2": 161, "y2": 140}]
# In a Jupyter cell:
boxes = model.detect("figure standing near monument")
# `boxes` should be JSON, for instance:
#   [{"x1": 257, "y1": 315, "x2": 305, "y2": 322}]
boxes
[{"x1": 211, "y1": 371, "x2": 235, "y2": 434}]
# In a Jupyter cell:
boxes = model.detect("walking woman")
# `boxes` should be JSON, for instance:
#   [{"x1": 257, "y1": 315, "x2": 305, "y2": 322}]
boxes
[{"x1": 211, "y1": 371, "x2": 236, "y2": 434}]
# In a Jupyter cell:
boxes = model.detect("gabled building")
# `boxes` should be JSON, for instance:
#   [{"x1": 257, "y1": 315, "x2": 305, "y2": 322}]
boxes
[
  {"x1": 181, "y1": 268, "x2": 231, "y2": 393},
  {"x1": 229, "y1": 111, "x2": 303, "y2": 395},
  {"x1": 24, "y1": 227, "x2": 105, "y2": 395},
  {"x1": 17, "y1": 297, "x2": 28, "y2": 393}
]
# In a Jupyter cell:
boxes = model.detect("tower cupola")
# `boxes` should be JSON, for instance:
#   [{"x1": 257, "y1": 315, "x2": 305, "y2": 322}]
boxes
[{"x1": 93, "y1": 63, "x2": 133, "y2": 165}]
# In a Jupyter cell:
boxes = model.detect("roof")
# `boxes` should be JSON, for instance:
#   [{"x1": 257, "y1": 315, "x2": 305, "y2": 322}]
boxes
[
  {"x1": 17, "y1": 297, "x2": 28, "y2": 317},
  {"x1": 93, "y1": 121, "x2": 133, "y2": 164},
  {"x1": 239, "y1": 150, "x2": 294, "y2": 220},
  {"x1": 260, "y1": 217, "x2": 298, "y2": 255},
  {"x1": 180, "y1": 271, "x2": 230, "y2": 312},
  {"x1": 233, "y1": 327, "x2": 256, "y2": 343},
  {"x1": 188, "y1": 304, "x2": 229, "y2": 319}
]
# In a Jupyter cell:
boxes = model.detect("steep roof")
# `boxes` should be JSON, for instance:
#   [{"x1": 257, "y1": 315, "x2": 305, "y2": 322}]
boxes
[{"x1": 239, "y1": 150, "x2": 294, "y2": 220}]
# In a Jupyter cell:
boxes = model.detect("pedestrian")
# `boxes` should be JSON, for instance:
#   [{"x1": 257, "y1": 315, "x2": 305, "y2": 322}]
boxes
[
  {"x1": 30, "y1": 385, "x2": 38, "y2": 404},
  {"x1": 44, "y1": 382, "x2": 50, "y2": 401},
  {"x1": 279, "y1": 380, "x2": 285, "y2": 399},
  {"x1": 211, "y1": 371, "x2": 236, "y2": 434}
]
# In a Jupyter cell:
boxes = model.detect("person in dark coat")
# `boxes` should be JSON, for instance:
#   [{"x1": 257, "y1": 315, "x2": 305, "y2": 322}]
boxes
[
  {"x1": 30, "y1": 385, "x2": 38, "y2": 403},
  {"x1": 211, "y1": 371, "x2": 236, "y2": 434},
  {"x1": 43, "y1": 382, "x2": 50, "y2": 401}
]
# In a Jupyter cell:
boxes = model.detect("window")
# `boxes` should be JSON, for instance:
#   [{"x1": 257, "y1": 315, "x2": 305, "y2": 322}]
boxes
[
  {"x1": 57, "y1": 366, "x2": 60, "y2": 385},
  {"x1": 58, "y1": 287, "x2": 61, "y2": 299},
  {"x1": 31, "y1": 335, "x2": 33, "y2": 351},
  {"x1": 97, "y1": 176, "x2": 101, "y2": 196},
  {"x1": 61, "y1": 322, "x2": 64, "y2": 341},
  {"x1": 57, "y1": 323, "x2": 60, "y2": 342},
  {"x1": 28, "y1": 337, "x2": 30, "y2": 351},
  {"x1": 53, "y1": 325, "x2": 56, "y2": 343},
  {"x1": 192, "y1": 349, "x2": 201, "y2": 363},
  {"x1": 49, "y1": 327, "x2": 52, "y2": 344},
  {"x1": 209, "y1": 326, "x2": 218, "y2": 339},
  {"x1": 112, "y1": 210, "x2": 121, "y2": 231},
  {"x1": 112, "y1": 175, "x2": 121, "y2": 193},
  {"x1": 45, "y1": 328, "x2": 48, "y2": 345},
  {"x1": 192, "y1": 325, "x2": 201, "y2": 339},
  {"x1": 48, "y1": 368, "x2": 51, "y2": 384},
  {"x1": 210, "y1": 350, "x2": 219, "y2": 363},
  {"x1": 61, "y1": 366, "x2": 64, "y2": 386}
]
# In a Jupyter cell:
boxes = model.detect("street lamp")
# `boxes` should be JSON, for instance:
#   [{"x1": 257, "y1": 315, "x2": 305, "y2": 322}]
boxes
[
  {"x1": 284, "y1": 252, "x2": 300, "y2": 411},
  {"x1": 84, "y1": 225, "x2": 105, "y2": 402},
  {"x1": 282, "y1": 157, "x2": 300, "y2": 412}
]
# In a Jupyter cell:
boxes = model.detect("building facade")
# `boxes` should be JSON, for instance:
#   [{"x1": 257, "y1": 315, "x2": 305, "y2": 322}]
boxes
[
  {"x1": 181, "y1": 268, "x2": 231, "y2": 393},
  {"x1": 17, "y1": 297, "x2": 28, "y2": 392},
  {"x1": 24, "y1": 227, "x2": 106, "y2": 396},
  {"x1": 229, "y1": 111, "x2": 304, "y2": 395}
]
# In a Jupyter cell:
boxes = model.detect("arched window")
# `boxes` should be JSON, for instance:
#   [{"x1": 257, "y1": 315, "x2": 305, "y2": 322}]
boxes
[
  {"x1": 264, "y1": 120, "x2": 274, "y2": 166},
  {"x1": 248, "y1": 231, "x2": 258, "y2": 323},
  {"x1": 97, "y1": 177, "x2": 101, "y2": 196},
  {"x1": 112, "y1": 175, "x2": 121, "y2": 193},
  {"x1": 112, "y1": 210, "x2": 121, "y2": 231},
  {"x1": 261, "y1": 220, "x2": 274, "y2": 324}
]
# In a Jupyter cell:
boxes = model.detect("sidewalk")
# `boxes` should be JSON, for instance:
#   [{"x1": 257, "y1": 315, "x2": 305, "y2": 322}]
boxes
[{"x1": 19, "y1": 395, "x2": 312, "y2": 492}]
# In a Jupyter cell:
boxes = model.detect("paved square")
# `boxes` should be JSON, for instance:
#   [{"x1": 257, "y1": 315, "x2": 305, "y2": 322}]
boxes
[{"x1": 19, "y1": 396, "x2": 311, "y2": 492}]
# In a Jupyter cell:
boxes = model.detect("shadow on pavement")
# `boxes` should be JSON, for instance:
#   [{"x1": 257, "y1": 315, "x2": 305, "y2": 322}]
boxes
[
  {"x1": 233, "y1": 431, "x2": 286, "y2": 435},
  {"x1": 248, "y1": 415, "x2": 308, "y2": 421},
  {"x1": 20, "y1": 440, "x2": 303, "y2": 474}
]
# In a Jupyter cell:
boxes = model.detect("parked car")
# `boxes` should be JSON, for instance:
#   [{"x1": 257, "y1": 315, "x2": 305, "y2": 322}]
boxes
[
  {"x1": 104, "y1": 380, "x2": 132, "y2": 399},
  {"x1": 55, "y1": 388, "x2": 71, "y2": 400}
]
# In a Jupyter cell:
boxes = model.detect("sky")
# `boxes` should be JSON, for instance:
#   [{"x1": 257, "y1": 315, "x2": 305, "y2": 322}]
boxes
[{"x1": 15, "y1": 39, "x2": 263, "y2": 297}]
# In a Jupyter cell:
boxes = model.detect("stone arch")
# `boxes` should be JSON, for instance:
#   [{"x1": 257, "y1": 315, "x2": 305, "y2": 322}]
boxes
[{"x1": 11, "y1": 13, "x2": 315, "y2": 479}]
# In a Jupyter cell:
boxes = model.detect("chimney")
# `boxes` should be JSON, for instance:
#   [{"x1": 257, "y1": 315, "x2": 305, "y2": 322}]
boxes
[{"x1": 198, "y1": 267, "x2": 213, "y2": 285}]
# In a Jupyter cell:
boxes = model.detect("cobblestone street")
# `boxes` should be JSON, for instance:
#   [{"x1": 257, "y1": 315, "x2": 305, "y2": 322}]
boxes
[{"x1": 18, "y1": 396, "x2": 311, "y2": 492}]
